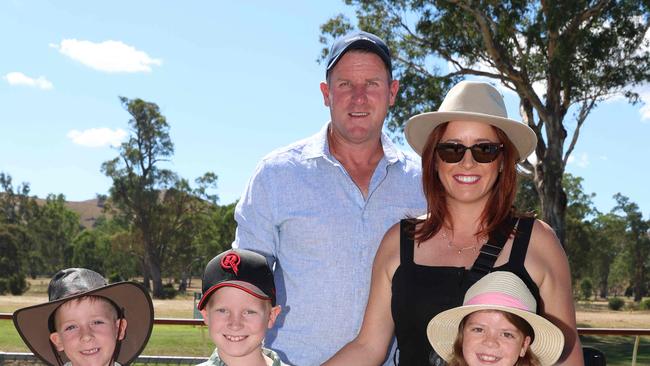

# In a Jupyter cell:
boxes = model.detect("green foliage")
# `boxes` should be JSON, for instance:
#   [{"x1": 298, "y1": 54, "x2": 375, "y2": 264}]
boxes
[
  {"x1": 608, "y1": 297, "x2": 625, "y2": 311},
  {"x1": 101, "y1": 97, "x2": 221, "y2": 298},
  {"x1": 29, "y1": 194, "x2": 82, "y2": 274},
  {"x1": 160, "y1": 283, "x2": 178, "y2": 299},
  {"x1": 640, "y1": 299, "x2": 650, "y2": 310},
  {"x1": 612, "y1": 194, "x2": 650, "y2": 302},
  {"x1": 580, "y1": 278, "x2": 594, "y2": 301},
  {"x1": 0, "y1": 224, "x2": 30, "y2": 295},
  {"x1": 8, "y1": 273, "x2": 28, "y2": 295},
  {"x1": 321, "y1": 0, "x2": 650, "y2": 246}
]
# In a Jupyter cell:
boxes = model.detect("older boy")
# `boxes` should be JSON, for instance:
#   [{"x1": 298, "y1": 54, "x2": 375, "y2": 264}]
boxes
[
  {"x1": 197, "y1": 249, "x2": 287, "y2": 366},
  {"x1": 13, "y1": 268, "x2": 154, "y2": 366}
]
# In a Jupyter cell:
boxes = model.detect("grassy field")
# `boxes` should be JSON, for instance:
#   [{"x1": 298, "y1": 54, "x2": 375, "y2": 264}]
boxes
[{"x1": 1, "y1": 278, "x2": 649, "y2": 365}]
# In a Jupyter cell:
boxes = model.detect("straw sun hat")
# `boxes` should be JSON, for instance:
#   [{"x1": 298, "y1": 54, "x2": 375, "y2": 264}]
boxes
[
  {"x1": 426, "y1": 271, "x2": 564, "y2": 366},
  {"x1": 13, "y1": 268, "x2": 154, "y2": 366},
  {"x1": 405, "y1": 81, "x2": 538, "y2": 162}
]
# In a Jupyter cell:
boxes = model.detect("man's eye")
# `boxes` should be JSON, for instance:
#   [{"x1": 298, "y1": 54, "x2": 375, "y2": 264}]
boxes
[
  {"x1": 243, "y1": 310, "x2": 258, "y2": 315},
  {"x1": 64, "y1": 325, "x2": 77, "y2": 332}
]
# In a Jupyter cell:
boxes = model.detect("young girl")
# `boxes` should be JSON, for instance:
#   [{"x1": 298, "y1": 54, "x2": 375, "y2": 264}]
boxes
[{"x1": 427, "y1": 271, "x2": 565, "y2": 366}]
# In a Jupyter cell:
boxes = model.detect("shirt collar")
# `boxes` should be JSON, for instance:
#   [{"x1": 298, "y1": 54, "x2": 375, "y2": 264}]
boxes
[{"x1": 301, "y1": 122, "x2": 405, "y2": 165}]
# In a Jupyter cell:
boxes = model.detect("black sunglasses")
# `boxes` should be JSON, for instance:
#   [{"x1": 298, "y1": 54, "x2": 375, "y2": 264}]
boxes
[{"x1": 435, "y1": 142, "x2": 504, "y2": 163}]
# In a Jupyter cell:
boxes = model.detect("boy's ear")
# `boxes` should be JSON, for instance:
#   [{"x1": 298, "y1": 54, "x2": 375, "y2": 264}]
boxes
[
  {"x1": 49, "y1": 332, "x2": 64, "y2": 352},
  {"x1": 267, "y1": 305, "x2": 282, "y2": 329},
  {"x1": 199, "y1": 308, "x2": 209, "y2": 326},
  {"x1": 117, "y1": 318, "x2": 128, "y2": 341}
]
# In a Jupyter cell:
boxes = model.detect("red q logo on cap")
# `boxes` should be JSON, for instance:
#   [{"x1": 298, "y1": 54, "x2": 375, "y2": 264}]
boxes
[{"x1": 220, "y1": 252, "x2": 240, "y2": 275}]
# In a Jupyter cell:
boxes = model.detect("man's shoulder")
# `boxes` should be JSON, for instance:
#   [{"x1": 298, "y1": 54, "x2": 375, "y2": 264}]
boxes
[
  {"x1": 257, "y1": 132, "x2": 323, "y2": 168},
  {"x1": 392, "y1": 149, "x2": 423, "y2": 178}
]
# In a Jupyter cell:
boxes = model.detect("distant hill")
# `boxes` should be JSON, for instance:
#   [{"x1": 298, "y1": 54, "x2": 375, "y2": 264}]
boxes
[{"x1": 35, "y1": 197, "x2": 106, "y2": 229}]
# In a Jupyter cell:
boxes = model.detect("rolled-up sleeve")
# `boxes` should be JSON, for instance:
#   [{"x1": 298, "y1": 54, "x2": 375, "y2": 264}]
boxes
[{"x1": 233, "y1": 160, "x2": 279, "y2": 268}]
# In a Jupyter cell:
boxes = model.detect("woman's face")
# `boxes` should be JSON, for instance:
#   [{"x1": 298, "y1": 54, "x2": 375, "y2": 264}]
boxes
[
  {"x1": 461, "y1": 310, "x2": 531, "y2": 366},
  {"x1": 436, "y1": 120, "x2": 502, "y2": 207}
]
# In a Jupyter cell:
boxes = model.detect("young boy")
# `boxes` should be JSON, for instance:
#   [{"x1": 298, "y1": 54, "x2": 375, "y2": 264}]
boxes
[
  {"x1": 13, "y1": 268, "x2": 154, "y2": 366},
  {"x1": 197, "y1": 249, "x2": 287, "y2": 366}
]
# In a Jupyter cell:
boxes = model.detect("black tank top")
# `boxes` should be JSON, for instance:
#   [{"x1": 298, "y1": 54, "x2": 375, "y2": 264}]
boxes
[{"x1": 391, "y1": 217, "x2": 541, "y2": 366}]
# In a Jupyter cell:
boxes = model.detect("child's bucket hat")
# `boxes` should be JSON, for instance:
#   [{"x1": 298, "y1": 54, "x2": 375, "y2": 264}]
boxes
[{"x1": 13, "y1": 268, "x2": 154, "y2": 366}]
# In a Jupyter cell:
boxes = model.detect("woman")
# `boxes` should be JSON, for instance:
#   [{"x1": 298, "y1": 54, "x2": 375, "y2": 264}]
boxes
[{"x1": 323, "y1": 81, "x2": 582, "y2": 365}]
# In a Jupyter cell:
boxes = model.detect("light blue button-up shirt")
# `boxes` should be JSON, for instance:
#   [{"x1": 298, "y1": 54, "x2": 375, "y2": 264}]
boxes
[{"x1": 233, "y1": 123, "x2": 426, "y2": 366}]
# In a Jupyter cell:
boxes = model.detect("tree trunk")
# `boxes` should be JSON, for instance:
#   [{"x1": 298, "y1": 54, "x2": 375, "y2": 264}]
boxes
[
  {"x1": 146, "y1": 248, "x2": 164, "y2": 299},
  {"x1": 535, "y1": 156, "x2": 567, "y2": 246},
  {"x1": 179, "y1": 274, "x2": 188, "y2": 293},
  {"x1": 142, "y1": 258, "x2": 151, "y2": 292}
]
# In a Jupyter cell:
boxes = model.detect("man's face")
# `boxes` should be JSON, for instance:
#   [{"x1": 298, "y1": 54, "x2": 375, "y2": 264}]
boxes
[
  {"x1": 320, "y1": 51, "x2": 399, "y2": 146},
  {"x1": 49, "y1": 297, "x2": 126, "y2": 366}
]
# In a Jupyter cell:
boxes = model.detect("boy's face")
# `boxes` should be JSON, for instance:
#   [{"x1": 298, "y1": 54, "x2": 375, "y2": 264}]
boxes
[
  {"x1": 49, "y1": 297, "x2": 127, "y2": 366},
  {"x1": 200, "y1": 286, "x2": 281, "y2": 364}
]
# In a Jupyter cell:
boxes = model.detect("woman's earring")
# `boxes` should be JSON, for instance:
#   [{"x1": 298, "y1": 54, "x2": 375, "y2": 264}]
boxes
[{"x1": 498, "y1": 164, "x2": 503, "y2": 173}]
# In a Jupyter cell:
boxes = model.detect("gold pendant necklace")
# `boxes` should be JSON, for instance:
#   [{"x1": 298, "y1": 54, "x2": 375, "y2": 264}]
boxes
[{"x1": 441, "y1": 229, "x2": 479, "y2": 254}]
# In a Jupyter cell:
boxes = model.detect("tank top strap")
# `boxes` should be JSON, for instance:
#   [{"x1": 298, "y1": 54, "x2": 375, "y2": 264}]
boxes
[
  {"x1": 399, "y1": 219, "x2": 416, "y2": 264},
  {"x1": 467, "y1": 217, "x2": 519, "y2": 283},
  {"x1": 510, "y1": 216, "x2": 535, "y2": 265}
]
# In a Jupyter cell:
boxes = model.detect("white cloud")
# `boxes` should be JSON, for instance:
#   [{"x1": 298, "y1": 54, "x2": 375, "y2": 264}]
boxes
[
  {"x1": 50, "y1": 39, "x2": 162, "y2": 73},
  {"x1": 4, "y1": 72, "x2": 53, "y2": 90},
  {"x1": 67, "y1": 128, "x2": 127, "y2": 147},
  {"x1": 567, "y1": 152, "x2": 590, "y2": 168}
]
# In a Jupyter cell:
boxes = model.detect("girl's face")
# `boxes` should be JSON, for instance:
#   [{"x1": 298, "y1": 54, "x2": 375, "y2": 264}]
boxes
[{"x1": 461, "y1": 310, "x2": 531, "y2": 366}]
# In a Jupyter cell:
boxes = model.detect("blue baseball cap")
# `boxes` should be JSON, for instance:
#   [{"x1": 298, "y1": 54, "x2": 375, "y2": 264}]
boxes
[{"x1": 326, "y1": 30, "x2": 392, "y2": 78}]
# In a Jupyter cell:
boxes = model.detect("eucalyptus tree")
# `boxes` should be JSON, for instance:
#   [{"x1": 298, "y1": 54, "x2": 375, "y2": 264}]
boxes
[{"x1": 320, "y1": 0, "x2": 650, "y2": 243}]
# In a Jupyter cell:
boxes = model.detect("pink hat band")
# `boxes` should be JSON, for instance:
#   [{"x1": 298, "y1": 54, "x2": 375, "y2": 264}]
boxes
[{"x1": 465, "y1": 292, "x2": 531, "y2": 312}]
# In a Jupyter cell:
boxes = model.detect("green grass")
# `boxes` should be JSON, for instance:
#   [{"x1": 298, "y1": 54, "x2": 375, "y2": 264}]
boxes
[
  {"x1": 140, "y1": 324, "x2": 213, "y2": 356},
  {"x1": 1, "y1": 320, "x2": 214, "y2": 357},
  {"x1": 581, "y1": 335, "x2": 650, "y2": 366}
]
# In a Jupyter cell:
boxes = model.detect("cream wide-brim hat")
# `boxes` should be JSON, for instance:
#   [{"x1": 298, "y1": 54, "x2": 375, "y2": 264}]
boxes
[
  {"x1": 13, "y1": 277, "x2": 153, "y2": 366},
  {"x1": 426, "y1": 271, "x2": 564, "y2": 366},
  {"x1": 405, "y1": 81, "x2": 537, "y2": 162}
]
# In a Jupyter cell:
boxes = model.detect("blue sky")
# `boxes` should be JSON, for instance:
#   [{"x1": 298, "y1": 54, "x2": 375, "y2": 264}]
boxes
[{"x1": 1, "y1": 1, "x2": 649, "y2": 219}]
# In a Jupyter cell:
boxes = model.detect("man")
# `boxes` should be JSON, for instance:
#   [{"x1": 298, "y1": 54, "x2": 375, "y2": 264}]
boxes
[{"x1": 233, "y1": 30, "x2": 426, "y2": 366}]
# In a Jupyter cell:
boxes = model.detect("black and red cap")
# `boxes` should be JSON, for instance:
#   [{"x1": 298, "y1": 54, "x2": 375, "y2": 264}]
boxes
[{"x1": 198, "y1": 249, "x2": 276, "y2": 310}]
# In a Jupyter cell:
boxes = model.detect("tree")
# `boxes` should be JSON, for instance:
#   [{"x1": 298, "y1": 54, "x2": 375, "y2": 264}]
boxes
[
  {"x1": 102, "y1": 97, "x2": 219, "y2": 298},
  {"x1": 0, "y1": 224, "x2": 31, "y2": 294},
  {"x1": 590, "y1": 212, "x2": 626, "y2": 298},
  {"x1": 612, "y1": 193, "x2": 650, "y2": 302},
  {"x1": 102, "y1": 97, "x2": 177, "y2": 298},
  {"x1": 29, "y1": 194, "x2": 82, "y2": 274},
  {"x1": 320, "y1": 0, "x2": 650, "y2": 244}
]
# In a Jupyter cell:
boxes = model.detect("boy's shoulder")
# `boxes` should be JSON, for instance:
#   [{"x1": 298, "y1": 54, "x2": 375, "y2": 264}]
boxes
[{"x1": 197, "y1": 347, "x2": 290, "y2": 366}]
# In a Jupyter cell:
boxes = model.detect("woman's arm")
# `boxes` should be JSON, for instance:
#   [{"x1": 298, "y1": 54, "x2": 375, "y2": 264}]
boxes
[
  {"x1": 322, "y1": 223, "x2": 401, "y2": 366},
  {"x1": 527, "y1": 220, "x2": 584, "y2": 365}
]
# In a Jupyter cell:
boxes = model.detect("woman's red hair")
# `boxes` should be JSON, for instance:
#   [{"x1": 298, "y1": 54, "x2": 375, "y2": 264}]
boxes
[{"x1": 414, "y1": 122, "x2": 520, "y2": 243}]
